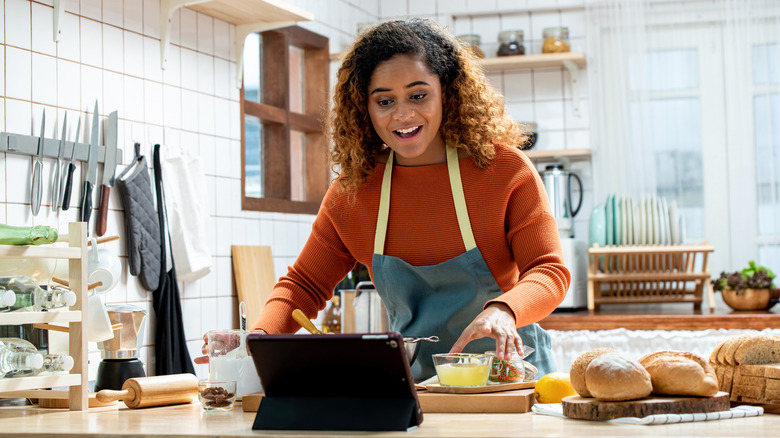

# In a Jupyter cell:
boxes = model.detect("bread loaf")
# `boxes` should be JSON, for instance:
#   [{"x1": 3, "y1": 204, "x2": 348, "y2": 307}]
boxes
[
  {"x1": 584, "y1": 353, "x2": 652, "y2": 402},
  {"x1": 570, "y1": 348, "x2": 618, "y2": 398},
  {"x1": 638, "y1": 351, "x2": 718, "y2": 397},
  {"x1": 733, "y1": 334, "x2": 780, "y2": 365}
]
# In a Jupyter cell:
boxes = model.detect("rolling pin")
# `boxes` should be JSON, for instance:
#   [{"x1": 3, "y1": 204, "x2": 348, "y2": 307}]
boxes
[{"x1": 95, "y1": 374, "x2": 198, "y2": 409}]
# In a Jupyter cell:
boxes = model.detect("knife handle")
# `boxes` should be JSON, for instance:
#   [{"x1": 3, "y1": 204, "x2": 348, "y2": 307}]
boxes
[
  {"x1": 62, "y1": 163, "x2": 76, "y2": 211},
  {"x1": 96, "y1": 185, "x2": 110, "y2": 237},
  {"x1": 81, "y1": 180, "x2": 94, "y2": 224}
]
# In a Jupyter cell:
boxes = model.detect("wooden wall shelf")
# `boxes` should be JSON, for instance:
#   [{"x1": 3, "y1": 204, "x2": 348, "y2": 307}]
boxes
[
  {"x1": 539, "y1": 309, "x2": 780, "y2": 331},
  {"x1": 523, "y1": 148, "x2": 592, "y2": 163},
  {"x1": 478, "y1": 52, "x2": 586, "y2": 72}
]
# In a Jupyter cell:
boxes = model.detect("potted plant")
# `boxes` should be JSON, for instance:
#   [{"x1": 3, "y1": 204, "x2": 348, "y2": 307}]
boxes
[{"x1": 712, "y1": 261, "x2": 779, "y2": 310}]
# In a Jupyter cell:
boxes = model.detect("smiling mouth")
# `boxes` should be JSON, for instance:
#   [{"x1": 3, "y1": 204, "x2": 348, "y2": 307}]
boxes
[{"x1": 394, "y1": 126, "x2": 421, "y2": 138}]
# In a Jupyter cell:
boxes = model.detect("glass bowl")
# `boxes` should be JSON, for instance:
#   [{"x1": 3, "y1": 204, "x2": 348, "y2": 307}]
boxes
[
  {"x1": 432, "y1": 353, "x2": 493, "y2": 387},
  {"x1": 198, "y1": 380, "x2": 236, "y2": 411}
]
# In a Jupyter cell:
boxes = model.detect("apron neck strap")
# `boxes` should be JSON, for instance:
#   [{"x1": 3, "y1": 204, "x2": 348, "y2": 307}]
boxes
[{"x1": 373, "y1": 146, "x2": 476, "y2": 255}]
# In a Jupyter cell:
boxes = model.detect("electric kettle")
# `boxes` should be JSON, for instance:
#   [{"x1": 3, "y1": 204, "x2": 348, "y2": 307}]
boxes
[{"x1": 540, "y1": 164, "x2": 583, "y2": 237}]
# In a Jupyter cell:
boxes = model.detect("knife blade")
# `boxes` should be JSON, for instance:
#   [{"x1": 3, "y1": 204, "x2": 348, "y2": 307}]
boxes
[
  {"x1": 61, "y1": 116, "x2": 80, "y2": 211},
  {"x1": 96, "y1": 111, "x2": 118, "y2": 236},
  {"x1": 31, "y1": 109, "x2": 45, "y2": 216},
  {"x1": 80, "y1": 101, "x2": 99, "y2": 225},
  {"x1": 52, "y1": 112, "x2": 67, "y2": 212}
]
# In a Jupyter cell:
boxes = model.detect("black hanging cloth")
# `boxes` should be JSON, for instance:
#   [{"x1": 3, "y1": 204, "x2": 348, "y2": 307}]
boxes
[{"x1": 152, "y1": 144, "x2": 196, "y2": 376}]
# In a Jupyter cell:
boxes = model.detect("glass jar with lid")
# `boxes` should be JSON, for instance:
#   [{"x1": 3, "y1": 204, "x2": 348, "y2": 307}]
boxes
[
  {"x1": 542, "y1": 27, "x2": 571, "y2": 54},
  {"x1": 456, "y1": 34, "x2": 485, "y2": 58},
  {"x1": 497, "y1": 30, "x2": 525, "y2": 57}
]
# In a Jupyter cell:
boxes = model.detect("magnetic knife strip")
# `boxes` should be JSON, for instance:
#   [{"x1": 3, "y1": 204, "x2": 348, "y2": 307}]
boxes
[{"x1": 0, "y1": 130, "x2": 123, "y2": 166}]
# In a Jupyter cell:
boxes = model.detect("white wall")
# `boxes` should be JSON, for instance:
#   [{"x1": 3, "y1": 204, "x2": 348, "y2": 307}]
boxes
[{"x1": 1, "y1": 0, "x2": 590, "y2": 379}]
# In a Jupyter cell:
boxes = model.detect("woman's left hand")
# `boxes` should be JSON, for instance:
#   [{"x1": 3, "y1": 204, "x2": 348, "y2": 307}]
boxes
[{"x1": 449, "y1": 302, "x2": 523, "y2": 361}]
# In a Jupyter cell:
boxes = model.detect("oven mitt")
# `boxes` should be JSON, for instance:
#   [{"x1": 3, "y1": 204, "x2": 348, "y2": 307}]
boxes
[{"x1": 116, "y1": 144, "x2": 161, "y2": 291}]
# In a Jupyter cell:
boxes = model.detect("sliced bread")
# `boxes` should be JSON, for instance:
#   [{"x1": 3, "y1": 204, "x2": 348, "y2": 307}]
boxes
[{"x1": 734, "y1": 334, "x2": 780, "y2": 365}]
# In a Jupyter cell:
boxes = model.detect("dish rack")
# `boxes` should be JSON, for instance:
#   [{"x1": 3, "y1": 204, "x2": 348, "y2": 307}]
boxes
[
  {"x1": 587, "y1": 243, "x2": 715, "y2": 312},
  {"x1": 0, "y1": 222, "x2": 89, "y2": 410}
]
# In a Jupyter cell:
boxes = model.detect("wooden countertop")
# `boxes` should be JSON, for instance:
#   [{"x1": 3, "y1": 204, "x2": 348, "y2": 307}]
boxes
[
  {"x1": 0, "y1": 401, "x2": 778, "y2": 437},
  {"x1": 539, "y1": 306, "x2": 780, "y2": 331}
]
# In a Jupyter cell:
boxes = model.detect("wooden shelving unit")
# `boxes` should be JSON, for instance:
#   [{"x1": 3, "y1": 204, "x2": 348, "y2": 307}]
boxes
[{"x1": 0, "y1": 222, "x2": 88, "y2": 410}]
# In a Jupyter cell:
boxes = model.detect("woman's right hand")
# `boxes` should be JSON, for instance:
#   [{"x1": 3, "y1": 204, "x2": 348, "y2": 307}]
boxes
[{"x1": 192, "y1": 329, "x2": 267, "y2": 365}]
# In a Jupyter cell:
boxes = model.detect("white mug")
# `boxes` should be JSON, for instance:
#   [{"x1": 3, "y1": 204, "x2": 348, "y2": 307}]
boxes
[{"x1": 88, "y1": 238, "x2": 121, "y2": 293}]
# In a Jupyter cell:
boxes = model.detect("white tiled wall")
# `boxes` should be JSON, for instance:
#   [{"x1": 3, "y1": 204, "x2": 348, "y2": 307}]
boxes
[{"x1": 2, "y1": 0, "x2": 591, "y2": 380}]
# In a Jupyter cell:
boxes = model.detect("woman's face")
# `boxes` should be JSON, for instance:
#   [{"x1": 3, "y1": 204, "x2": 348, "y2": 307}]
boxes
[{"x1": 367, "y1": 54, "x2": 445, "y2": 166}]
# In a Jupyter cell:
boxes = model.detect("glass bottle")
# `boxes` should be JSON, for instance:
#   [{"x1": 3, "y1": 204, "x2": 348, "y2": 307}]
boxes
[
  {"x1": 0, "y1": 338, "x2": 44, "y2": 378},
  {"x1": 456, "y1": 34, "x2": 485, "y2": 58},
  {"x1": 36, "y1": 353, "x2": 74, "y2": 375},
  {"x1": 542, "y1": 27, "x2": 571, "y2": 54},
  {"x1": 0, "y1": 276, "x2": 76, "y2": 312},
  {"x1": 497, "y1": 30, "x2": 525, "y2": 56},
  {"x1": 321, "y1": 295, "x2": 342, "y2": 334}
]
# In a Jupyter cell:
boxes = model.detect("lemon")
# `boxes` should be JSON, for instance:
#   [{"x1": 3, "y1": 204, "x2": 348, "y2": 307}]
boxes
[{"x1": 534, "y1": 372, "x2": 576, "y2": 403}]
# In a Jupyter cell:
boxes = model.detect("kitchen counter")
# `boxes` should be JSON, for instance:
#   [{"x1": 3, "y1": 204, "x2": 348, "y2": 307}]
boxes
[
  {"x1": 0, "y1": 402, "x2": 778, "y2": 437},
  {"x1": 540, "y1": 306, "x2": 780, "y2": 331}
]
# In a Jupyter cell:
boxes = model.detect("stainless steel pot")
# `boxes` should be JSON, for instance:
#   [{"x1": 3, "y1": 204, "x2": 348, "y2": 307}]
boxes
[{"x1": 403, "y1": 336, "x2": 439, "y2": 365}]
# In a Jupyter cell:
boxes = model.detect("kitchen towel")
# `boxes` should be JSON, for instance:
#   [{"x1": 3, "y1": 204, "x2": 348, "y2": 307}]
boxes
[
  {"x1": 160, "y1": 146, "x2": 211, "y2": 282},
  {"x1": 116, "y1": 143, "x2": 161, "y2": 291},
  {"x1": 152, "y1": 143, "x2": 196, "y2": 376},
  {"x1": 531, "y1": 403, "x2": 763, "y2": 424}
]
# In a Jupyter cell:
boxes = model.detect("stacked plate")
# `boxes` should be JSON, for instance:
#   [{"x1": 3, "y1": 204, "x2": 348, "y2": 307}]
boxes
[{"x1": 589, "y1": 194, "x2": 685, "y2": 248}]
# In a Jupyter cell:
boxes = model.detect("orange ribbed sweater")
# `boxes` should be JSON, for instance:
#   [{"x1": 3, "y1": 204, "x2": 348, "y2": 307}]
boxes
[{"x1": 253, "y1": 143, "x2": 570, "y2": 333}]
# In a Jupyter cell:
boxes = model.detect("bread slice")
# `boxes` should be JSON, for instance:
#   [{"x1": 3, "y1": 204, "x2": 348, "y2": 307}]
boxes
[
  {"x1": 722, "y1": 364, "x2": 736, "y2": 394},
  {"x1": 734, "y1": 374, "x2": 766, "y2": 387},
  {"x1": 767, "y1": 379, "x2": 780, "y2": 390},
  {"x1": 740, "y1": 364, "x2": 768, "y2": 377},
  {"x1": 720, "y1": 334, "x2": 755, "y2": 365},
  {"x1": 764, "y1": 363, "x2": 780, "y2": 379},
  {"x1": 570, "y1": 348, "x2": 618, "y2": 398},
  {"x1": 638, "y1": 350, "x2": 719, "y2": 397},
  {"x1": 734, "y1": 334, "x2": 780, "y2": 364},
  {"x1": 710, "y1": 338, "x2": 729, "y2": 364},
  {"x1": 732, "y1": 384, "x2": 764, "y2": 400},
  {"x1": 767, "y1": 388, "x2": 780, "y2": 400}
]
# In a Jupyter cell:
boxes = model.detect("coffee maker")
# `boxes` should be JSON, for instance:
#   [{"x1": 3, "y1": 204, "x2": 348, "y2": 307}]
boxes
[{"x1": 94, "y1": 304, "x2": 148, "y2": 391}]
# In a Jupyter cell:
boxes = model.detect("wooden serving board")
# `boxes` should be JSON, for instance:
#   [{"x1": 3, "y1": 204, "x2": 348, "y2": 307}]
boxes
[
  {"x1": 421, "y1": 379, "x2": 536, "y2": 394},
  {"x1": 232, "y1": 246, "x2": 276, "y2": 329},
  {"x1": 562, "y1": 392, "x2": 730, "y2": 421},
  {"x1": 417, "y1": 388, "x2": 535, "y2": 413}
]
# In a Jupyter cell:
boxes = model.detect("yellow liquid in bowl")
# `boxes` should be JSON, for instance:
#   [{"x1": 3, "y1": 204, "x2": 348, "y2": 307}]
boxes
[{"x1": 435, "y1": 363, "x2": 490, "y2": 386}]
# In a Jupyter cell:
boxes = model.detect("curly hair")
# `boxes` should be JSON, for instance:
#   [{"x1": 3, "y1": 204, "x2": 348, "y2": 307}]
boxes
[{"x1": 328, "y1": 18, "x2": 526, "y2": 193}]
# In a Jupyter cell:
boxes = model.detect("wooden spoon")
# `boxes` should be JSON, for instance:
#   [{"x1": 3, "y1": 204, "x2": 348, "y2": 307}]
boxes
[{"x1": 292, "y1": 309, "x2": 322, "y2": 334}]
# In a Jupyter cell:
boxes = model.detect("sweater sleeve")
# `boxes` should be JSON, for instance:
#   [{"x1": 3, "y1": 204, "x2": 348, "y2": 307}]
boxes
[
  {"x1": 485, "y1": 151, "x2": 571, "y2": 327},
  {"x1": 251, "y1": 190, "x2": 358, "y2": 333}
]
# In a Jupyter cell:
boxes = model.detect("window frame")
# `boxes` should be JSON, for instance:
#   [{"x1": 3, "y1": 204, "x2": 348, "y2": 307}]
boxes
[{"x1": 241, "y1": 26, "x2": 330, "y2": 214}]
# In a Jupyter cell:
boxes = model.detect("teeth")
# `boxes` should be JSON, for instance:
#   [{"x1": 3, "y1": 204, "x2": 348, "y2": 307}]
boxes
[{"x1": 396, "y1": 126, "x2": 419, "y2": 134}]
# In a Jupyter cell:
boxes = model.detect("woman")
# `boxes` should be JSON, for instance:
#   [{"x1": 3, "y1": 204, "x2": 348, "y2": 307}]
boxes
[{"x1": 248, "y1": 19, "x2": 569, "y2": 380}]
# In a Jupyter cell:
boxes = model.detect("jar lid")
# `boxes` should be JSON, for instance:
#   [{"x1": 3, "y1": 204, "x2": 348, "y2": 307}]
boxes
[
  {"x1": 456, "y1": 34, "x2": 481, "y2": 46},
  {"x1": 543, "y1": 27, "x2": 569, "y2": 39},
  {"x1": 498, "y1": 30, "x2": 523, "y2": 43}
]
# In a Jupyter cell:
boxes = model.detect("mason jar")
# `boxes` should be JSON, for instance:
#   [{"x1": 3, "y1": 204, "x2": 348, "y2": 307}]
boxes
[
  {"x1": 542, "y1": 27, "x2": 571, "y2": 54},
  {"x1": 497, "y1": 30, "x2": 525, "y2": 56},
  {"x1": 456, "y1": 34, "x2": 485, "y2": 58}
]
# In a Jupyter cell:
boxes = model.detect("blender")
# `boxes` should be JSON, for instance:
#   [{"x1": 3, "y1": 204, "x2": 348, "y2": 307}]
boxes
[{"x1": 94, "y1": 304, "x2": 148, "y2": 391}]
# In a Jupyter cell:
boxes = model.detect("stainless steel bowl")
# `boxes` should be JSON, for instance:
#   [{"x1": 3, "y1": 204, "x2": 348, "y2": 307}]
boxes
[{"x1": 402, "y1": 336, "x2": 439, "y2": 365}]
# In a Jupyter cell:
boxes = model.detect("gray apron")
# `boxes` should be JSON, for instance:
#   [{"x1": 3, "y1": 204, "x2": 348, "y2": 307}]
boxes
[{"x1": 371, "y1": 145, "x2": 556, "y2": 380}]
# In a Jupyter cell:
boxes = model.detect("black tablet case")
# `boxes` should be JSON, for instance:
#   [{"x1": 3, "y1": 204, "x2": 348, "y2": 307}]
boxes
[{"x1": 247, "y1": 332, "x2": 423, "y2": 431}]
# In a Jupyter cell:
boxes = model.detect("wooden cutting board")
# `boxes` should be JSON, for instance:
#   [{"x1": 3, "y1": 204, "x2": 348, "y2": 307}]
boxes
[
  {"x1": 232, "y1": 246, "x2": 277, "y2": 329},
  {"x1": 417, "y1": 388, "x2": 535, "y2": 413},
  {"x1": 562, "y1": 392, "x2": 730, "y2": 420},
  {"x1": 421, "y1": 380, "x2": 536, "y2": 394},
  {"x1": 243, "y1": 389, "x2": 536, "y2": 414}
]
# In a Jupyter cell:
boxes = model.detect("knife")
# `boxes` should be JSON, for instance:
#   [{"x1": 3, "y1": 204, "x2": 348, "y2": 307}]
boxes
[
  {"x1": 80, "y1": 101, "x2": 99, "y2": 225},
  {"x1": 52, "y1": 112, "x2": 67, "y2": 212},
  {"x1": 31, "y1": 109, "x2": 45, "y2": 216},
  {"x1": 61, "y1": 116, "x2": 81, "y2": 211},
  {"x1": 96, "y1": 111, "x2": 118, "y2": 236}
]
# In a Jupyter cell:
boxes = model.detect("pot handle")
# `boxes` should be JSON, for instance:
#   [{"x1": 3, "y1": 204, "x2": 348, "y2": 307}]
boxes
[
  {"x1": 354, "y1": 281, "x2": 375, "y2": 299},
  {"x1": 568, "y1": 172, "x2": 583, "y2": 218}
]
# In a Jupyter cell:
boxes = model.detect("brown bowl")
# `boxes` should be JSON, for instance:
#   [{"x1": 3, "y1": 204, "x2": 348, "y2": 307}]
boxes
[{"x1": 722, "y1": 288, "x2": 780, "y2": 311}]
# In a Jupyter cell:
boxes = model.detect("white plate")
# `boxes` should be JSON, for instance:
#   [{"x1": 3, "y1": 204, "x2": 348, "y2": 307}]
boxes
[
  {"x1": 669, "y1": 201, "x2": 680, "y2": 244},
  {"x1": 651, "y1": 196, "x2": 659, "y2": 245},
  {"x1": 626, "y1": 197, "x2": 634, "y2": 245},
  {"x1": 633, "y1": 202, "x2": 642, "y2": 245},
  {"x1": 615, "y1": 196, "x2": 622, "y2": 245},
  {"x1": 661, "y1": 197, "x2": 671, "y2": 245}
]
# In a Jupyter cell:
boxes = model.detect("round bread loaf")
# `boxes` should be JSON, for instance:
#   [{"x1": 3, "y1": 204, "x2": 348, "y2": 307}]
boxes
[
  {"x1": 570, "y1": 348, "x2": 618, "y2": 397},
  {"x1": 638, "y1": 350, "x2": 719, "y2": 397},
  {"x1": 585, "y1": 353, "x2": 652, "y2": 402}
]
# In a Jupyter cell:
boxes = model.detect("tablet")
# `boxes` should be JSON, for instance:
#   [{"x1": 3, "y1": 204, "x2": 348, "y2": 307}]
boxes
[{"x1": 247, "y1": 331, "x2": 423, "y2": 431}]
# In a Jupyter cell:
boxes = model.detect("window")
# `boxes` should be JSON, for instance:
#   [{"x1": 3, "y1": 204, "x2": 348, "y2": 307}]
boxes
[{"x1": 241, "y1": 26, "x2": 330, "y2": 214}]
